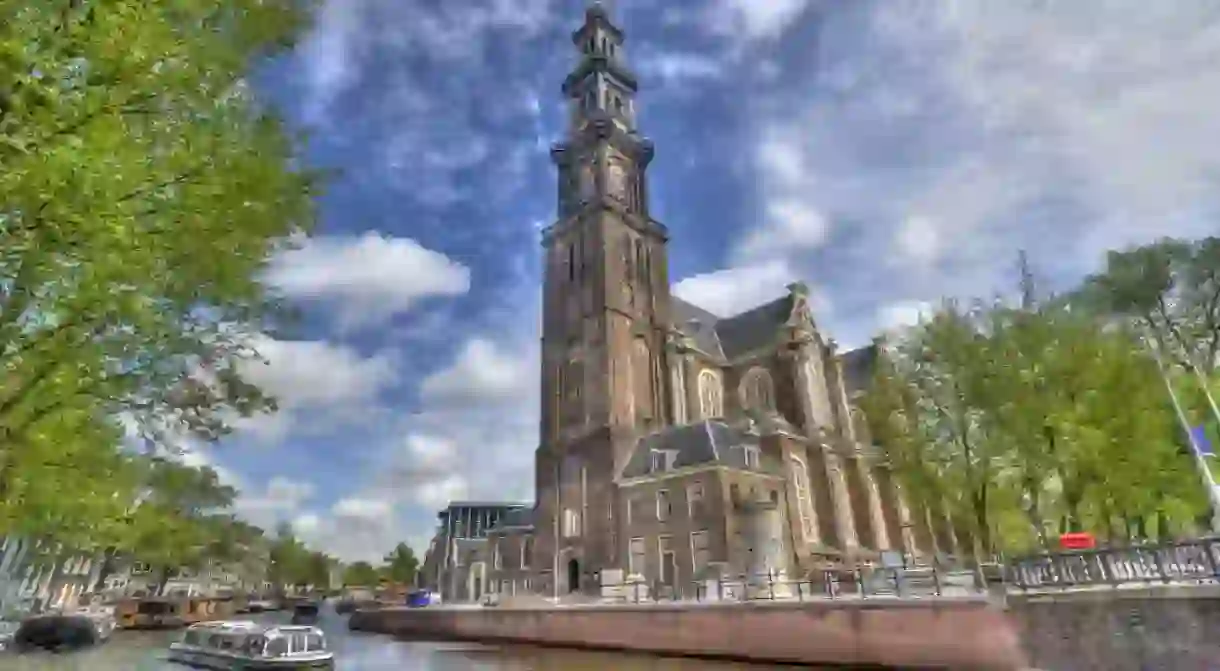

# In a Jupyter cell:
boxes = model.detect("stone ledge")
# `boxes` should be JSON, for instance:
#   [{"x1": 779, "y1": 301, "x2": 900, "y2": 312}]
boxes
[{"x1": 350, "y1": 600, "x2": 1027, "y2": 669}]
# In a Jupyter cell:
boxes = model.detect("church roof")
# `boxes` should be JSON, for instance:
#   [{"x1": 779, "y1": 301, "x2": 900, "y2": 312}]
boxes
[
  {"x1": 839, "y1": 344, "x2": 878, "y2": 395},
  {"x1": 670, "y1": 294, "x2": 795, "y2": 360},
  {"x1": 618, "y1": 419, "x2": 773, "y2": 480}
]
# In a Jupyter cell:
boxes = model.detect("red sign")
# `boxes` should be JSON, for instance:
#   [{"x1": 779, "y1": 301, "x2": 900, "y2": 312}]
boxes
[{"x1": 1058, "y1": 532, "x2": 1096, "y2": 550}]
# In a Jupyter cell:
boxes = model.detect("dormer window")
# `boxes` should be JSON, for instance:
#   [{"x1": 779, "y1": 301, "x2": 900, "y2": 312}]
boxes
[
  {"x1": 649, "y1": 449, "x2": 677, "y2": 472},
  {"x1": 741, "y1": 445, "x2": 761, "y2": 469}
]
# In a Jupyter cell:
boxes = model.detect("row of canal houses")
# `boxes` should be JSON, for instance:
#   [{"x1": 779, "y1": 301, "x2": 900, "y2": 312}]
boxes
[{"x1": 0, "y1": 535, "x2": 273, "y2": 615}]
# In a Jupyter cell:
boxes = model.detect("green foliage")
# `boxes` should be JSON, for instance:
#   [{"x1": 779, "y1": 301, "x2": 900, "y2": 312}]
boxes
[
  {"x1": 342, "y1": 561, "x2": 379, "y2": 588},
  {"x1": 380, "y1": 543, "x2": 419, "y2": 585},
  {"x1": 0, "y1": 0, "x2": 320, "y2": 568},
  {"x1": 861, "y1": 244, "x2": 1215, "y2": 557}
]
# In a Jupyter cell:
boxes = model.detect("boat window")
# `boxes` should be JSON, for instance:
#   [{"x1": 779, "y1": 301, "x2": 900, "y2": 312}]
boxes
[
  {"x1": 266, "y1": 636, "x2": 289, "y2": 657},
  {"x1": 183, "y1": 631, "x2": 202, "y2": 646},
  {"x1": 216, "y1": 634, "x2": 238, "y2": 650},
  {"x1": 242, "y1": 636, "x2": 266, "y2": 656},
  {"x1": 305, "y1": 633, "x2": 325, "y2": 651},
  {"x1": 289, "y1": 632, "x2": 308, "y2": 654},
  {"x1": 138, "y1": 601, "x2": 173, "y2": 615}
]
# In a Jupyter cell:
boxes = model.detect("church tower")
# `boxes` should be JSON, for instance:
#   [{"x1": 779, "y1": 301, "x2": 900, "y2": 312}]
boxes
[{"x1": 534, "y1": 2, "x2": 672, "y2": 591}]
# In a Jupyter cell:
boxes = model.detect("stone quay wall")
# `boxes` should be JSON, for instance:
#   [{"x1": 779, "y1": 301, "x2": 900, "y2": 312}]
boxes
[
  {"x1": 1007, "y1": 584, "x2": 1220, "y2": 671},
  {"x1": 348, "y1": 598, "x2": 1027, "y2": 669}
]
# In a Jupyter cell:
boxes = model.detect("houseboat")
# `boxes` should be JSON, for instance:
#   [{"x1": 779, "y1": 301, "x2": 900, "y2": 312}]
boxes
[
  {"x1": 167, "y1": 620, "x2": 334, "y2": 669},
  {"x1": 114, "y1": 595, "x2": 231, "y2": 629}
]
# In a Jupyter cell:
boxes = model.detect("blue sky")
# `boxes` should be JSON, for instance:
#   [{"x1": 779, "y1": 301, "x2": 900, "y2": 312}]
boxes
[{"x1": 186, "y1": 0, "x2": 1220, "y2": 561}]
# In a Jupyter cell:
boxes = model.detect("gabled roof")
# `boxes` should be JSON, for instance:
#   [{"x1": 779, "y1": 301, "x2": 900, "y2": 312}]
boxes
[
  {"x1": 670, "y1": 293, "x2": 799, "y2": 361},
  {"x1": 839, "y1": 344, "x2": 878, "y2": 395}
]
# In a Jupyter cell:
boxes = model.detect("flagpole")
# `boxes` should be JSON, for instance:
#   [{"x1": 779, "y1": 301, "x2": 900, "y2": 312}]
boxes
[
  {"x1": 1186, "y1": 358, "x2": 1220, "y2": 429},
  {"x1": 1145, "y1": 330, "x2": 1220, "y2": 532}
]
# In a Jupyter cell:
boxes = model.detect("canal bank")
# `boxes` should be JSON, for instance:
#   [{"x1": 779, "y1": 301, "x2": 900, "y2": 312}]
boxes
[{"x1": 348, "y1": 598, "x2": 1026, "y2": 669}]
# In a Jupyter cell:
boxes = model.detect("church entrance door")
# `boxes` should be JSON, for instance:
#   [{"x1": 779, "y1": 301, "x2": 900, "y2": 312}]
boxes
[{"x1": 567, "y1": 558, "x2": 580, "y2": 593}]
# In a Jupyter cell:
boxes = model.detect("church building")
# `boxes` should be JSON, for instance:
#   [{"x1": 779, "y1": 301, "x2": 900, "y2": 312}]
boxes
[{"x1": 482, "y1": 3, "x2": 944, "y2": 600}]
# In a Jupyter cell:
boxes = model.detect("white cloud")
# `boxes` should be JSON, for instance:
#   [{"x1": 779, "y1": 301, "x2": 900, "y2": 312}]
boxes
[
  {"x1": 876, "y1": 300, "x2": 933, "y2": 333},
  {"x1": 673, "y1": 259, "x2": 828, "y2": 318},
  {"x1": 234, "y1": 336, "x2": 399, "y2": 445},
  {"x1": 635, "y1": 50, "x2": 725, "y2": 86},
  {"x1": 266, "y1": 233, "x2": 470, "y2": 332},
  {"x1": 418, "y1": 338, "x2": 534, "y2": 404},
  {"x1": 703, "y1": 0, "x2": 813, "y2": 43},
  {"x1": 297, "y1": 0, "x2": 557, "y2": 125},
  {"x1": 706, "y1": 0, "x2": 1220, "y2": 345}
]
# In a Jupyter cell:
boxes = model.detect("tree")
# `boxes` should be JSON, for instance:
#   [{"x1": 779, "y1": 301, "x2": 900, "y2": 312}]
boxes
[
  {"x1": 342, "y1": 562, "x2": 379, "y2": 588},
  {"x1": 0, "y1": 0, "x2": 320, "y2": 538},
  {"x1": 1078, "y1": 237, "x2": 1220, "y2": 373},
  {"x1": 861, "y1": 259, "x2": 1209, "y2": 557},
  {"x1": 381, "y1": 543, "x2": 419, "y2": 586}
]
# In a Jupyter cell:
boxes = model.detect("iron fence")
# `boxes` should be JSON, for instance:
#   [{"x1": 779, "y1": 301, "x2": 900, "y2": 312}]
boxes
[
  {"x1": 1005, "y1": 537, "x2": 1220, "y2": 591},
  {"x1": 598, "y1": 564, "x2": 986, "y2": 605}
]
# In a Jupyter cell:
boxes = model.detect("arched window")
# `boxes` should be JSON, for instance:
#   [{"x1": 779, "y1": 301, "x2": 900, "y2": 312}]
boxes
[
  {"x1": 633, "y1": 339, "x2": 652, "y2": 426},
  {"x1": 789, "y1": 455, "x2": 817, "y2": 543},
  {"x1": 698, "y1": 369, "x2": 723, "y2": 419},
  {"x1": 740, "y1": 367, "x2": 775, "y2": 412},
  {"x1": 804, "y1": 356, "x2": 834, "y2": 428}
]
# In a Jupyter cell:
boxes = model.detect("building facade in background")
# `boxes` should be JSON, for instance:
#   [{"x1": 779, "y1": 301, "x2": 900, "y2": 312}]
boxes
[{"x1": 418, "y1": 502, "x2": 529, "y2": 602}]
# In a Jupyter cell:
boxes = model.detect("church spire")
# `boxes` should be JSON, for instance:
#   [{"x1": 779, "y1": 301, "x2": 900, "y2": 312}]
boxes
[{"x1": 562, "y1": 1, "x2": 639, "y2": 134}]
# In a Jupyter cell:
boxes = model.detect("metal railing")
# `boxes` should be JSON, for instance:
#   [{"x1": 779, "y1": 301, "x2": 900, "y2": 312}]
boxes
[
  {"x1": 1005, "y1": 537, "x2": 1220, "y2": 591},
  {"x1": 595, "y1": 565, "x2": 986, "y2": 605}
]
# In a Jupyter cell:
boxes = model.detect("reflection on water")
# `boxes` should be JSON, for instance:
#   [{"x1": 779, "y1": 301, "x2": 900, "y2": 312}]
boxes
[{"x1": 4, "y1": 612, "x2": 794, "y2": 671}]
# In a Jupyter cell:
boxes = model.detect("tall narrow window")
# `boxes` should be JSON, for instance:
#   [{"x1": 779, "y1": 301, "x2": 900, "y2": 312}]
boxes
[
  {"x1": 521, "y1": 536, "x2": 532, "y2": 568},
  {"x1": 740, "y1": 367, "x2": 775, "y2": 412},
  {"x1": 656, "y1": 490, "x2": 671, "y2": 521},
  {"x1": 789, "y1": 455, "x2": 818, "y2": 543},
  {"x1": 690, "y1": 531, "x2": 710, "y2": 576},
  {"x1": 629, "y1": 537, "x2": 646, "y2": 575},
  {"x1": 697, "y1": 369, "x2": 723, "y2": 419},
  {"x1": 687, "y1": 482, "x2": 705, "y2": 517}
]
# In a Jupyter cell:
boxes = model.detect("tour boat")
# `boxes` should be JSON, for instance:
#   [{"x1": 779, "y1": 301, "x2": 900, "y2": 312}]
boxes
[{"x1": 167, "y1": 620, "x2": 334, "y2": 669}]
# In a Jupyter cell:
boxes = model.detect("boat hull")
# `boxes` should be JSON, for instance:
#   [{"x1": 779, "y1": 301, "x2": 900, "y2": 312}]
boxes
[{"x1": 167, "y1": 649, "x2": 335, "y2": 670}]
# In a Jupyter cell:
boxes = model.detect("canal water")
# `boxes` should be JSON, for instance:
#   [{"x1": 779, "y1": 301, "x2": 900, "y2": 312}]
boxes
[{"x1": 5, "y1": 611, "x2": 792, "y2": 670}]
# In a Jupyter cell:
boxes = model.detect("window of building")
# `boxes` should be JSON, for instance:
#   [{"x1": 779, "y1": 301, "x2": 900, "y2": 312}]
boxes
[
  {"x1": 690, "y1": 531, "x2": 710, "y2": 576},
  {"x1": 493, "y1": 544, "x2": 502, "y2": 569},
  {"x1": 521, "y1": 536, "x2": 532, "y2": 568},
  {"x1": 745, "y1": 445, "x2": 761, "y2": 469},
  {"x1": 650, "y1": 450, "x2": 665, "y2": 472},
  {"x1": 628, "y1": 537, "x2": 646, "y2": 575},
  {"x1": 740, "y1": 367, "x2": 775, "y2": 411},
  {"x1": 563, "y1": 508, "x2": 581, "y2": 538},
  {"x1": 659, "y1": 535, "x2": 675, "y2": 584},
  {"x1": 686, "y1": 482, "x2": 705, "y2": 517},
  {"x1": 789, "y1": 455, "x2": 817, "y2": 543},
  {"x1": 805, "y1": 357, "x2": 835, "y2": 428},
  {"x1": 656, "y1": 490, "x2": 671, "y2": 521},
  {"x1": 697, "y1": 369, "x2": 723, "y2": 419}
]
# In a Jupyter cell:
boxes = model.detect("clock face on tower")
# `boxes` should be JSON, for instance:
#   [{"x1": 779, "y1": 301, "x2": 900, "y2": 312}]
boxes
[{"x1": 606, "y1": 162, "x2": 627, "y2": 201}]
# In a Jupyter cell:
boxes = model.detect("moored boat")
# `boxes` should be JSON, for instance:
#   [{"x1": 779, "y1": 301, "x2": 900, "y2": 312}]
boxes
[
  {"x1": 167, "y1": 620, "x2": 334, "y2": 670},
  {"x1": 290, "y1": 602, "x2": 320, "y2": 625},
  {"x1": 8, "y1": 613, "x2": 112, "y2": 652}
]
